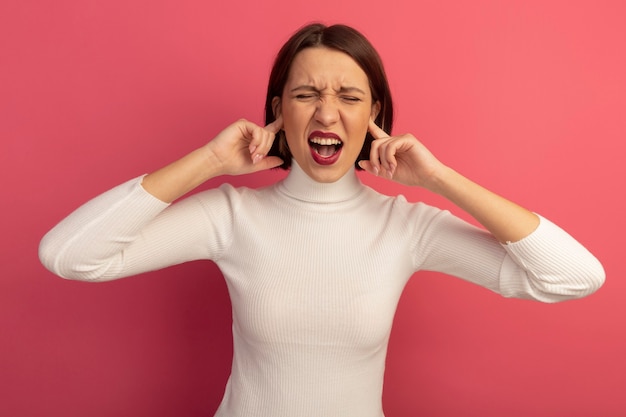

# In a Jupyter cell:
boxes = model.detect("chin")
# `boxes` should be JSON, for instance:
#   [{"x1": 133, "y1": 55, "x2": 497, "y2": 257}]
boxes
[{"x1": 304, "y1": 164, "x2": 352, "y2": 183}]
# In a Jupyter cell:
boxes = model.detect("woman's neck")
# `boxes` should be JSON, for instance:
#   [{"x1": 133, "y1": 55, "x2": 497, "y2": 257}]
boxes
[{"x1": 278, "y1": 160, "x2": 363, "y2": 203}]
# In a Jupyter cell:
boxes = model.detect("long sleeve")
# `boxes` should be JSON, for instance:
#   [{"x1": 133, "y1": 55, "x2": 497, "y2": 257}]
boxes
[
  {"x1": 499, "y1": 217, "x2": 605, "y2": 301},
  {"x1": 412, "y1": 209, "x2": 605, "y2": 302},
  {"x1": 39, "y1": 176, "x2": 233, "y2": 281},
  {"x1": 38, "y1": 164, "x2": 606, "y2": 417}
]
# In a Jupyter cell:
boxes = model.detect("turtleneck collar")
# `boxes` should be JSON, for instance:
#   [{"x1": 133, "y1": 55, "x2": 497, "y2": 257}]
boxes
[{"x1": 277, "y1": 160, "x2": 364, "y2": 203}]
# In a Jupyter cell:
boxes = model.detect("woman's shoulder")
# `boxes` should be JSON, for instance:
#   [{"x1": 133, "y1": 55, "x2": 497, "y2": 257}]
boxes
[
  {"x1": 362, "y1": 185, "x2": 440, "y2": 211},
  {"x1": 188, "y1": 182, "x2": 276, "y2": 209},
  {"x1": 360, "y1": 185, "x2": 449, "y2": 226}
]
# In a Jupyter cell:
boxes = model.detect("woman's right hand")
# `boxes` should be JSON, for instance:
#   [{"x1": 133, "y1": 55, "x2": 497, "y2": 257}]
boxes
[
  {"x1": 205, "y1": 116, "x2": 284, "y2": 176},
  {"x1": 142, "y1": 117, "x2": 284, "y2": 203}
]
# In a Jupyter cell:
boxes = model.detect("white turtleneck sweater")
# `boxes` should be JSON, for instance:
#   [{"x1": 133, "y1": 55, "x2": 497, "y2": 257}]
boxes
[{"x1": 39, "y1": 162, "x2": 604, "y2": 417}]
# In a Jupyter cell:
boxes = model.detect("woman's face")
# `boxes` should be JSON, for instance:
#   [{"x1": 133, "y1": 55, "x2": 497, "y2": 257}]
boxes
[{"x1": 275, "y1": 47, "x2": 380, "y2": 183}]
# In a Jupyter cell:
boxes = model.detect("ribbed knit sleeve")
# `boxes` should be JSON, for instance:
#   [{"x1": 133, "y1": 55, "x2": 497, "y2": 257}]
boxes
[
  {"x1": 39, "y1": 176, "x2": 234, "y2": 281},
  {"x1": 499, "y1": 215, "x2": 605, "y2": 302},
  {"x1": 413, "y1": 209, "x2": 604, "y2": 302}
]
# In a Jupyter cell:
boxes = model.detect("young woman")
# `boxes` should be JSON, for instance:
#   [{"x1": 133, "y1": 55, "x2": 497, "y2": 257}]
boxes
[{"x1": 39, "y1": 23, "x2": 604, "y2": 417}]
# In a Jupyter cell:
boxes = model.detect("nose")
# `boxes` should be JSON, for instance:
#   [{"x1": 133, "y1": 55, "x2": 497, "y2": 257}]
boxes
[{"x1": 314, "y1": 96, "x2": 340, "y2": 127}]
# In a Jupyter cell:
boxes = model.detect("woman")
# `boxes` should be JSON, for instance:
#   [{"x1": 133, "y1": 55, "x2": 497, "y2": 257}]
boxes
[{"x1": 39, "y1": 23, "x2": 604, "y2": 417}]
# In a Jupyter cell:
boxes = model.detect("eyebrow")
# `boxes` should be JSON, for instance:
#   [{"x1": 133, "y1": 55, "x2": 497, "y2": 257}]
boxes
[{"x1": 290, "y1": 85, "x2": 367, "y2": 95}]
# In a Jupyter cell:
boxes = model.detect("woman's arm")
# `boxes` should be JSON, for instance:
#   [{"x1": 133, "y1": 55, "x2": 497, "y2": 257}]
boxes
[
  {"x1": 360, "y1": 119, "x2": 604, "y2": 299},
  {"x1": 39, "y1": 118, "x2": 283, "y2": 280},
  {"x1": 142, "y1": 117, "x2": 283, "y2": 203},
  {"x1": 361, "y1": 119, "x2": 538, "y2": 243},
  {"x1": 424, "y1": 166, "x2": 539, "y2": 243},
  {"x1": 412, "y1": 207, "x2": 604, "y2": 302}
]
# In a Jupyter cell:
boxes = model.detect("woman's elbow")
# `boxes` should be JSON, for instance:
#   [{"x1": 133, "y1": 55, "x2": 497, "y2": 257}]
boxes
[
  {"x1": 579, "y1": 258, "x2": 606, "y2": 297},
  {"x1": 38, "y1": 234, "x2": 68, "y2": 279},
  {"x1": 38, "y1": 235, "x2": 105, "y2": 282},
  {"x1": 541, "y1": 259, "x2": 606, "y2": 303}
]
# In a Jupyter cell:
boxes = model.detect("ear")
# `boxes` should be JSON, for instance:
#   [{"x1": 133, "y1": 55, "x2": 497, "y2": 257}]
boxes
[
  {"x1": 272, "y1": 96, "x2": 282, "y2": 118},
  {"x1": 371, "y1": 100, "x2": 381, "y2": 121}
]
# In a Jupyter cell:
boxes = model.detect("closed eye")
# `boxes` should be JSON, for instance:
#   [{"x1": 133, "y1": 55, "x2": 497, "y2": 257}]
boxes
[{"x1": 295, "y1": 93, "x2": 319, "y2": 101}]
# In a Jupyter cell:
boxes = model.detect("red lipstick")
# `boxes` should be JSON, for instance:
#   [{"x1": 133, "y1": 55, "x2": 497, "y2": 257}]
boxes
[
  {"x1": 308, "y1": 131, "x2": 343, "y2": 165},
  {"x1": 309, "y1": 131, "x2": 341, "y2": 140}
]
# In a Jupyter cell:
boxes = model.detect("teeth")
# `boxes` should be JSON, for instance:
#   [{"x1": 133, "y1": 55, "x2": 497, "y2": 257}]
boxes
[{"x1": 309, "y1": 137, "x2": 342, "y2": 145}]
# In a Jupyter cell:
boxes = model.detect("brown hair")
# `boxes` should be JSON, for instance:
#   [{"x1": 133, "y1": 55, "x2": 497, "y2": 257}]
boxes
[{"x1": 264, "y1": 23, "x2": 394, "y2": 169}]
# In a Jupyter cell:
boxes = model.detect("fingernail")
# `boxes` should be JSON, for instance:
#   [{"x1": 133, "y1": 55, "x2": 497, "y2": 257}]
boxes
[
  {"x1": 373, "y1": 166, "x2": 379, "y2": 176},
  {"x1": 249, "y1": 145, "x2": 257, "y2": 154},
  {"x1": 253, "y1": 154, "x2": 263, "y2": 164}
]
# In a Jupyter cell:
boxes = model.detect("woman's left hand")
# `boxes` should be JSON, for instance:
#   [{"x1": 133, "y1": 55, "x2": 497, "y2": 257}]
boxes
[
  {"x1": 360, "y1": 119, "x2": 541, "y2": 243},
  {"x1": 358, "y1": 119, "x2": 446, "y2": 190}
]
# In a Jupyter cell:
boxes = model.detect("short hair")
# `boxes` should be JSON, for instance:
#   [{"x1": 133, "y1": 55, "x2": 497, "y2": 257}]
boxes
[{"x1": 264, "y1": 23, "x2": 394, "y2": 170}]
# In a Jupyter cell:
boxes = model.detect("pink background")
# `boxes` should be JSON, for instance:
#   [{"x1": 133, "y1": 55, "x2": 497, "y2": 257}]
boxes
[{"x1": 2, "y1": 0, "x2": 625, "y2": 416}]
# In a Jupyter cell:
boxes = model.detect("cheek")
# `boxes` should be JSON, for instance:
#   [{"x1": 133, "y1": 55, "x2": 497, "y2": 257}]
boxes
[
  {"x1": 282, "y1": 104, "x2": 313, "y2": 133},
  {"x1": 281, "y1": 107, "x2": 308, "y2": 153},
  {"x1": 343, "y1": 109, "x2": 371, "y2": 137}
]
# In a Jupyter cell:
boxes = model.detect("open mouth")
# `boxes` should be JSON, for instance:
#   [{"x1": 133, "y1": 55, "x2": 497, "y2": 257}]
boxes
[{"x1": 308, "y1": 132, "x2": 343, "y2": 165}]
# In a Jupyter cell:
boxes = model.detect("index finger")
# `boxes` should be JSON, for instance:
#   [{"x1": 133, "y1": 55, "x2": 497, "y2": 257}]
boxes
[
  {"x1": 265, "y1": 114, "x2": 284, "y2": 134},
  {"x1": 368, "y1": 118, "x2": 389, "y2": 140}
]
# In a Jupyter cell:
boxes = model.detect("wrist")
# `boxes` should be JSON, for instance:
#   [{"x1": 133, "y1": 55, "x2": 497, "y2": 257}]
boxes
[
  {"x1": 142, "y1": 147, "x2": 222, "y2": 203},
  {"x1": 422, "y1": 164, "x2": 456, "y2": 195},
  {"x1": 197, "y1": 145, "x2": 225, "y2": 180}
]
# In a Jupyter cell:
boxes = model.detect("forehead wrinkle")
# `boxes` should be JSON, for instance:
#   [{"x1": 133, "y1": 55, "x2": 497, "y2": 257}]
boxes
[
  {"x1": 286, "y1": 49, "x2": 371, "y2": 96},
  {"x1": 287, "y1": 72, "x2": 369, "y2": 97},
  {"x1": 290, "y1": 84, "x2": 367, "y2": 96}
]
